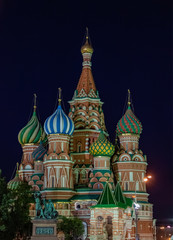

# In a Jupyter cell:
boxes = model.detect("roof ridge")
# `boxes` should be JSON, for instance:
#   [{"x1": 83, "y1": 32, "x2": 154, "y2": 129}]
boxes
[
  {"x1": 114, "y1": 182, "x2": 126, "y2": 204},
  {"x1": 97, "y1": 182, "x2": 117, "y2": 205}
]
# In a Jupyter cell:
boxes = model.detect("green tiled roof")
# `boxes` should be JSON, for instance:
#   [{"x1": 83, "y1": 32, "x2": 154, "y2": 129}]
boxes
[
  {"x1": 91, "y1": 182, "x2": 117, "y2": 208},
  {"x1": 114, "y1": 182, "x2": 126, "y2": 204}
]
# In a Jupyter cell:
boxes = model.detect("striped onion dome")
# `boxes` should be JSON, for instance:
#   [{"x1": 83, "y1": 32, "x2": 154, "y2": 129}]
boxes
[
  {"x1": 116, "y1": 106, "x2": 142, "y2": 135},
  {"x1": 8, "y1": 169, "x2": 22, "y2": 190},
  {"x1": 89, "y1": 131, "x2": 115, "y2": 157},
  {"x1": 44, "y1": 105, "x2": 74, "y2": 135},
  {"x1": 18, "y1": 109, "x2": 47, "y2": 145},
  {"x1": 32, "y1": 141, "x2": 47, "y2": 161}
]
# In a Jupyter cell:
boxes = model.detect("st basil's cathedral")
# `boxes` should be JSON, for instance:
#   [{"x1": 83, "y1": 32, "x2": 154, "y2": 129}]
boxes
[{"x1": 8, "y1": 30, "x2": 156, "y2": 240}]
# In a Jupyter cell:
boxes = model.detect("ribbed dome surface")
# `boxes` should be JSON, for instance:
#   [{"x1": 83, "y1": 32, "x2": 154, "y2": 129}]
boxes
[
  {"x1": 44, "y1": 105, "x2": 74, "y2": 135},
  {"x1": 18, "y1": 111, "x2": 47, "y2": 145},
  {"x1": 8, "y1": 172, "x2": 22, "y2": 190},
  {"x1": 32, "y1": 142, "x2": 47, "y2": 161},
  {"x1": 116, "y1": 106, "x2": 142, "y2": 135},
  {"x1": 89, "y1": 131, "x2": 115, "y2": 157}
]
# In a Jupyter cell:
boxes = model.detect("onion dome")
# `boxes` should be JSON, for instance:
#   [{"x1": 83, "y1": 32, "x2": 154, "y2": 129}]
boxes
[
  {"x1": 8, "y1": 163, "x2": 22, "y2": 190},
  {"x1": 32, "y1": 141, "x2": 47, "y2": 161},
  {"x1": 81, "y1": 27, "x2": 93, "y2": 54},
  {"x1": 89, "y1": 131, "x2": 115, "y2": 157},
  {"x1": 116, "y1": 90, "x2": 142, "y2": 136},
  {"x1": 18, "y1": 94, "x2": 47, "y2": 145},
  {"x1": 44, "y1": 88, "x2": 74, "y2": 135}
]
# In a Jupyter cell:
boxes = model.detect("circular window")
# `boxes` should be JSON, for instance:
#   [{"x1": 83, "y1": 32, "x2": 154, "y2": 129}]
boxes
[{"x1": 75, "y1": 202, "x2": 81, "y2": 210}]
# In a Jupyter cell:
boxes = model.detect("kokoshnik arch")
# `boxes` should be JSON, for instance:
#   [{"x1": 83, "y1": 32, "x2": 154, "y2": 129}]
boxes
[{"x1": 8, "y1": 29, "x2": 156, "y2": 240}]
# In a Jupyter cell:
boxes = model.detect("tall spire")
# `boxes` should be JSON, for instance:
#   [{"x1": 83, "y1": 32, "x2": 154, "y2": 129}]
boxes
[
  {"x1": 75, "y1": 28, "x2": 97, "y2": 98},
  {"x1": 58, "y1": 87, "x2": 62, "y2": 106}
]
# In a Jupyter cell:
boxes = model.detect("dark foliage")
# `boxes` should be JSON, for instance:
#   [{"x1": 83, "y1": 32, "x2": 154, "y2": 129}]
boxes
[
  {"x1": 57, "y1": 216, "x2": 84, "y2": 240},
  {"x1": 0, "y1": 170, "x2": 33, "y2": 240}
]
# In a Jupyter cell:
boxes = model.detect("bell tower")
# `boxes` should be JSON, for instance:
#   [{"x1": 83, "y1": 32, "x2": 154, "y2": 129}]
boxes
[{"x1": 69, "y1": 29, "x2": 107, "y2": 186}]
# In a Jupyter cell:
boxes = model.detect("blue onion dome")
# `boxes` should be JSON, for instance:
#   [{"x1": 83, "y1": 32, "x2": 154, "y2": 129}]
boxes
[
  {"x1": 32, "y1": 141, "x2": 47, "y2": 161},
  {"x1": 44, "y1": 89, "x2": 74, "y2": 135},
  {"x1": 18, "y1": 95, "x2": 47, "y2": 145},
  {"x1": 89, "y1": 130, "x2": 115, "y2": 157},
  {"x1": 8, "y1": 163, "x2": 22, "y2": 190}
]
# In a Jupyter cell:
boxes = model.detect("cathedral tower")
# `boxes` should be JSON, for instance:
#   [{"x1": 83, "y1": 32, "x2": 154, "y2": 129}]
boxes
[
  {"x1": 18, "y1": 95, "x2": 46, "y2": 181},
  {"x1": 112, "y1": 90, "x2": 154, "y2": 240},
  {"x1": 43, "y1": 89, "x2": 75, "y2": 200},
  {"x1": 69, "y1": 29, "x2": 107, "y2": 185}
]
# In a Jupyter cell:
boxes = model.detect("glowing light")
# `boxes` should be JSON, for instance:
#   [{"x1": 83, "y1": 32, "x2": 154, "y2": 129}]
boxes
[
  {"x1": 147, "y1": 175, "x2": 152, "y2": 179},
  {"x1": 160, "y1": 227, "x2": 165, "y2": 229},
  {"x1": 167, "y1": 225, "x2": 171, "y2": 228},
  {"x1": 134, "y1": 202, "x2": 140, "y2": 209},
  {"x1": 144, "y1": 178, "x2": 148, "y2": 182}
]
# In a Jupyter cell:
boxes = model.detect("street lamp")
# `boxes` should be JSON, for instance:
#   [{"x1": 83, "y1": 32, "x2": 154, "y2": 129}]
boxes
[{"x1": 133, "y1": 200, "x2": 140, "y2": 240}]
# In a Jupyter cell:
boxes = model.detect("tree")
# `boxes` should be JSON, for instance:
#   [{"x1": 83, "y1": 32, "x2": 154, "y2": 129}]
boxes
[
  {"x1": 57, "y1": 216, "x2": 84, "y2": 240},
  {"x1": 0, "y1": 170, "x2": 33, "y2": 240}
]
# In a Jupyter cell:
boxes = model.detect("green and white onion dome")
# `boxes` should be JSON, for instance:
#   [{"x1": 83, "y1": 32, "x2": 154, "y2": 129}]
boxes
[
  {"x1": 8, "y1": 168, "x2": 22, "y2": 190},
  {"x1": 89, "y1": 131, "x2": 115, "y2": 157},
  {"x1": 18, "y1": 108, "x2": 47, "y2": 145},
  {"x1": 116, "y1": 105, "x2": 142, "y2": 136}
]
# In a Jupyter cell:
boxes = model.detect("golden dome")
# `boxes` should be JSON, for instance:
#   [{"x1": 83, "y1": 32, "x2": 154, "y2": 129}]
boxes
[
  {"x1": 81, "y1": 38, "x2": 94, "y2": 54},
  {"x1": 81, "y1": 28, "x2": 93, "y2": 54}
]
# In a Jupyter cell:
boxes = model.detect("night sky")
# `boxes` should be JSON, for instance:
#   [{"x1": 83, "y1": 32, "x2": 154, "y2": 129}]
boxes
[{"x1": 0, "y1": 1, "x2": 172, "y2": 221}]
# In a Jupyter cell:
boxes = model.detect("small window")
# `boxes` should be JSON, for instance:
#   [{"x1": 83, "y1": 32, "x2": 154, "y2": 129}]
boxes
[
  {"x1": 77, "y1": 143, "x2": 82, "y2": 153},
  {"x1": 125, "y1": 182, "x2": 128, "y2": 191},
  {"x1": 52, "y1": 177, "x2": 54, "y2": 188}
]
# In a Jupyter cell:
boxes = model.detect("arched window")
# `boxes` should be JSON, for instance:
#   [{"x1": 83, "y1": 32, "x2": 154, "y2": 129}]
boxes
[
  {"x1": 136, "y1": 181, "x2": 139, "y2": 191},
  {"x1": 125, "y1": 182, "x2": 128, "y2": 191},
  {"x1": 52, "y1": 177, "x2": 55, "y2": 188},
  {"x1": 77, "y1": 142, "x2": 82, "y2": 153}
]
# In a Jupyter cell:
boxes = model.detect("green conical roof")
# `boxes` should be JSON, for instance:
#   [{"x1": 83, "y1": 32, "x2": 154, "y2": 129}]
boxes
[
  {"x1": 91, "y1": 182, "x2": 117, "y2": 208},
  {"x1": 113, "y1": 182, "x2": 133, "y2": 208},
  {"x1": 114, "y1": 182, "x2": 126, "y2": 204},
  {"x1": 89, "y1": 131, "x2": 115, "y2": 157}
]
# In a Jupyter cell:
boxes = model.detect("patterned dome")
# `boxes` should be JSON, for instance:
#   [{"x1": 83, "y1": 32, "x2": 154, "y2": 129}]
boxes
[
  {"x1": 44, "y1": 105, "x2": 74, "y2": 135},
  {"x1": 8, "y1": 166, "x2": 22, "y2": 190},
  {"x1": 116, "y1": 106, "x2": 142, "y2": 135},
  {"x1": 18, "y1": 109, "x2": 47, "y2": 145},
  {"x1": 89, "y1": 131, "x2": 115, "y2": 157},
  {"x1": 32, "y1": 141, "x2": 47, "y2": 161}
]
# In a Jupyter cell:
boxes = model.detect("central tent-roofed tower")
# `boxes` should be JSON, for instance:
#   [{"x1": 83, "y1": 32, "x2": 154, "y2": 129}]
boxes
[{"x1": 69, "y1": 28, "x2": 107, "y2": 186}]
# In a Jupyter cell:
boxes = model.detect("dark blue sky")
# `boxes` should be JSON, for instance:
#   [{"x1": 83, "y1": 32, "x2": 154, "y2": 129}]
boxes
[{"x1": 0, "y1": 1, "x2": 172, "y2": 220}]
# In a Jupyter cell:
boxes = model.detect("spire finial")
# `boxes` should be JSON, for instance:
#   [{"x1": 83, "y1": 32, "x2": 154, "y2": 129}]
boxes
[
  {"x1": 128, "y1": 89, "x2": 131, "y2": 107},
  {"x1": 86, "y1": 27, "x2": 89, "y2": 40},
  {"x1": 34, "y1": 93, "x2": 37, "y2": 111},
  {"x1": 58, "y1": 88, "x2": 62, "y2": 105}
]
